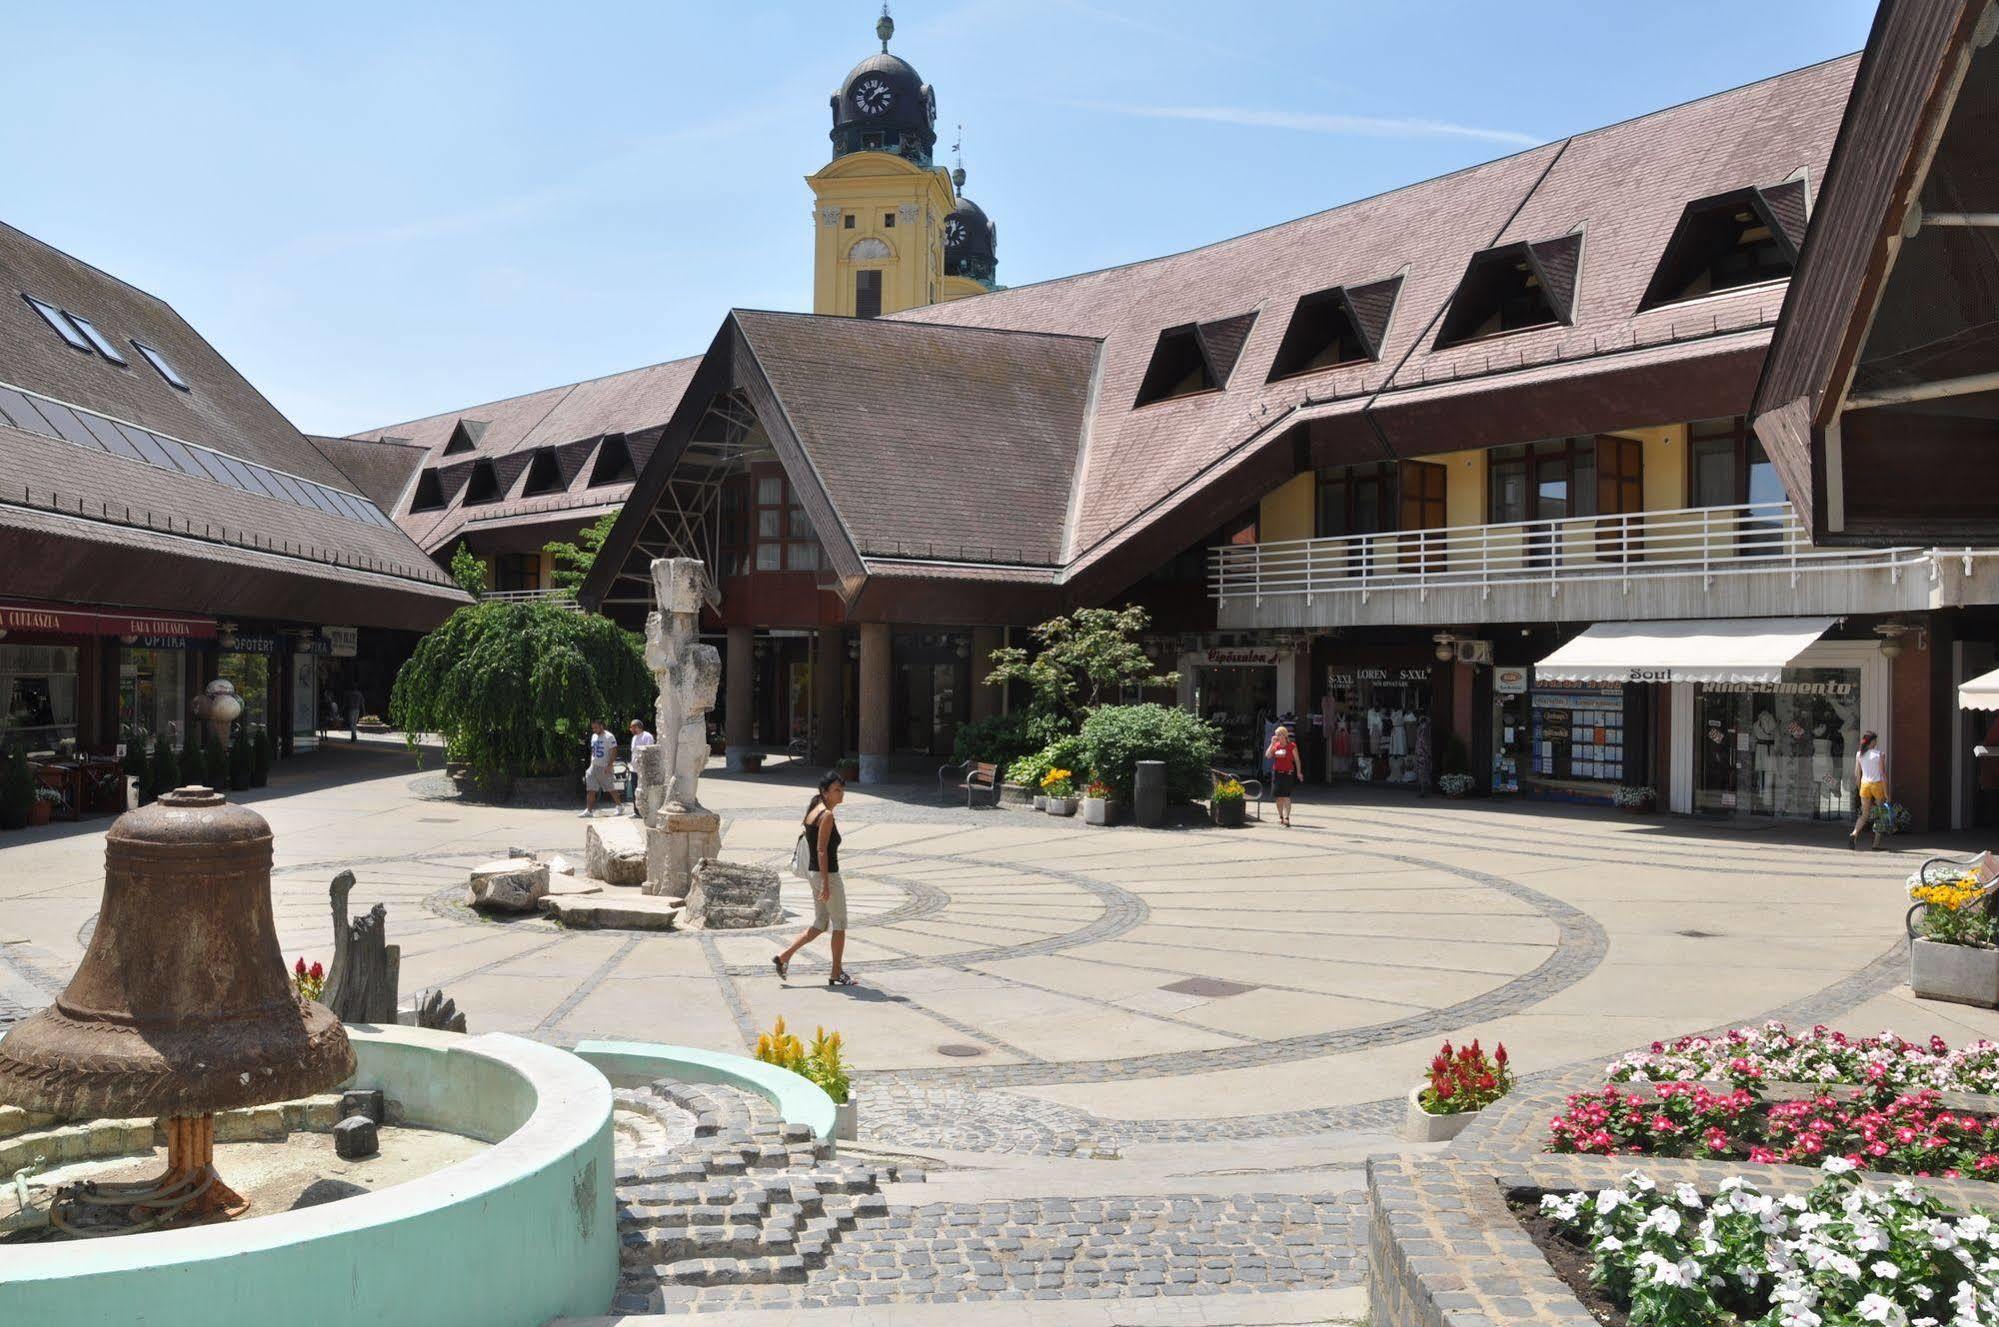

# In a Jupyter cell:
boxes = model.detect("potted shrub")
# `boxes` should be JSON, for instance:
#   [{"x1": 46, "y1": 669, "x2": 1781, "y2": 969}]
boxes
[
  {"x1": 1211, "y1": 776, "x2": 1247, "y2": 827},
  {"x1": 1405, "y1": 1037, "x2": 1512, "y2": 1143},
  {"x1": 1081, "y1": 777, "x2": 1112, "y2": 826},
  {"x1": 122, "y1": 739, "x2": 151, "y2": 807},
  {"x1": 740, "y1": 751, "x2": 764, "y2": 773},
  {"x1": 150, "y1": 733, "x2": 180, "y2": 799},
  {"x1": 1437, "y1": 772, "x2": 1475, "y2": 799},
  {"x1": 1613, "y1": 784, "x2": 1657, "y2": 814},
  {"x1": 1041, "y1": 767, "x2": 1078, "y2": 816},
  {"x1": 837, "y1": 756, "x2": 861, "y2": 784},
  {"x1": 0, "y1": 746, "x2": 33, "y2": 831},
  {"x1": 1907, "y1": 870, "x2": 1999, "y2": 1007},
  {"x1": 29, "y1": 785, "x2": 59, "y2": 827},
  {"x1": 755, "y1": 1018, "x2": 856, "y2": 1140}
]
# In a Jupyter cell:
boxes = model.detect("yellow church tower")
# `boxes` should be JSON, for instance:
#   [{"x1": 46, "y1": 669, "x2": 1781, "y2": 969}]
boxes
[{"x1": 808, "y1": 11, "x2": 997, "y2": 317}]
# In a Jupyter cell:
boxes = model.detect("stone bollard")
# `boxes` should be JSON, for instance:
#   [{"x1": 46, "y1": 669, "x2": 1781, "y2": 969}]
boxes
[{"x1": 1133, "y1": 761, "x2": 1166, "y2": 828}]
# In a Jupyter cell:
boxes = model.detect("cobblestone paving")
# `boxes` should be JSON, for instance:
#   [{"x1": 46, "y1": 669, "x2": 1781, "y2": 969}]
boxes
[{"x1": 647, "y1": 1191, "x2": 1369, "y2": 1313}]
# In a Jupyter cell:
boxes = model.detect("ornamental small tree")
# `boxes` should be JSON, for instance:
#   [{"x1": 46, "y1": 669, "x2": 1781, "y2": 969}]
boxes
[
  {"x1": 150, "y1": 733, "x2": 181, "y2": 797},
  {"x1": 0, "y1": 746, "x2": 34, "y2": 831},
  {"x1": 389, "y1": 600, "x2": 651, "y2": 779},
  {"x1": 228, "y1": 725, "x2": 254, "y2": 791},
  {"x1": 982, "y1": 606, "x2": 1178, "y2": 731},
  {"x1": 448, "y1": 541, "x2": 487, "y2": 597},
  {"x1": 544, "y1": 508, "x2": 620, "y2": 595}
]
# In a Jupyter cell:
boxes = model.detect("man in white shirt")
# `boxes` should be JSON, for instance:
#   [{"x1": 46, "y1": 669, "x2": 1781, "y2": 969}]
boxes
[
  {"x1": 626, "y1": 719, "x2": 655, "y2": 808},
  {"x1": 581, "y1": 719, "x2": 622, "y2": 818}
]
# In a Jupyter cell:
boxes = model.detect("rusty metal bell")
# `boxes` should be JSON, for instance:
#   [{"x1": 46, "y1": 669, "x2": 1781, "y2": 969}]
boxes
[{"x1": 0, "y1": 786, "x2": 353, "y2": 1119}]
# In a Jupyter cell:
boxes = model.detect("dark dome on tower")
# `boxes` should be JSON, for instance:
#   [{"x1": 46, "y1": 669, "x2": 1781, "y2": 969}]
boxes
[
  {"x1": 829, "y1": 15, "x2": 937, "y2": 165},
  {"x1": 944, "y1": 185, "x2": 998, "y2": 288}
]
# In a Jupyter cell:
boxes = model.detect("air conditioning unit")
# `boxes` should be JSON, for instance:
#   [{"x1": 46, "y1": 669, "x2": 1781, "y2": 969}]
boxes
[{"x1": 1454, "y1": 639, "x2": 1494, "y2": 665}]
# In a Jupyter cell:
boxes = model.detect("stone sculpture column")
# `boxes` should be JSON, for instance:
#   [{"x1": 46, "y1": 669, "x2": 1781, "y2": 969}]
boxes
[
  {"x1": 859, "y1": 623, "x2": 893, "y2": 784},
  {"x1": 640, "y1": 559, "x2": 722, "y2": 898}
]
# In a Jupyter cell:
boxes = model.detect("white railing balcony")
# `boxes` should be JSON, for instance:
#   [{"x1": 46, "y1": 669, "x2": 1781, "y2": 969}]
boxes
[
  {"x1": 479, "y1": 588, "x2": 581, "y2": 609},
  {"x1": 1209, "y1": 501, "x2": 1940, "y2": 629}
]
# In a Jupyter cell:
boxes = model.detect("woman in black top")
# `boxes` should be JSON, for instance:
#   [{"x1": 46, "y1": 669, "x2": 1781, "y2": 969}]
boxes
[{"x1": 773, "y1": 772, "x2": 854, "y2": 986}]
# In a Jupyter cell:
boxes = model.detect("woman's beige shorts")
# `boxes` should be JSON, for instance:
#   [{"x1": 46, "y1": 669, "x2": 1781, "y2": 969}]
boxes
[{"x1": 813, "y1": 872, "x2": 848, "y2": 931}]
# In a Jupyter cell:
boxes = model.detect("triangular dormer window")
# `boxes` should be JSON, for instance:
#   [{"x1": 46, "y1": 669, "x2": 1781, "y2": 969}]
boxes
[
  {"x1": 1267, "y1": 275, "x2": 1402, "y2": 380},
  {"x1": 1133, "y1": 311, "x2": 1259, "y2": 408},
  {"x1": 521, "y1": 449, "x2": 564, "y2": 497},
  {"x1": 589, "y1": 433, "x2": 634, "y2": 486},
  {"x1": 443, "y1": 419, "x2": 485, "y2": 455},
  {"x1": 1640, "y1": 183, "x2": 1805, "y2": 310},
  {"x1": 1434, "y1": 235, "x2": 1581, "y2": 348},
  {"x1": 463, "y1": 459, "x2": 500, "y2": 505},
  {"x1": 410, "y1": 469, "x2": 446, "y2": 511}
]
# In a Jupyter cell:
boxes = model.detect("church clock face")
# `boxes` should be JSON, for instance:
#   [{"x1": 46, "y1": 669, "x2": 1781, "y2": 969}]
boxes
[
  {"x1": 852, "y1": 78, "x2": 893, "y2": 116},
  {"x1": 944, "y1": 217, "x2": 965, "y2": 247}
]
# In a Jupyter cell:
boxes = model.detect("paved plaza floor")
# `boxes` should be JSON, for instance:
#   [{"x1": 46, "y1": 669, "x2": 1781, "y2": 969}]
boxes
[{"x1": 3, "y1": 743, "x2": 1995, "y2": 1323}]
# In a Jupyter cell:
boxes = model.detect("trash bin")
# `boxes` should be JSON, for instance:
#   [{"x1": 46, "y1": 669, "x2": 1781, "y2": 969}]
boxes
[{"x1": 1133, "y1": 760, "x2": 1166, "y2": 828}]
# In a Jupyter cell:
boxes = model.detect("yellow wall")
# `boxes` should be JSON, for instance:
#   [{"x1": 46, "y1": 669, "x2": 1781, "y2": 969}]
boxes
[
  {"x1": 1631, "y1": 423, "x2": 1688, "y2": 511},
  {"x1": 1434, "y1": 449, "x2": 1488, "y2": 528},
  {"x1": 1257, "y1": 473, "x2": 1316, "y2": 542},
  {"x1": 807, "y1": 152, "x2": 957, "y2": 317}
]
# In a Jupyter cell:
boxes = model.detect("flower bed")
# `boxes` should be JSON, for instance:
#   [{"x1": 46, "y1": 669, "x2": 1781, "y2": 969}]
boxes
[
  {"x1": 1607, "y1": 1022, "x2": 1999, "y2": 1097},
  {"x1": 1524, "y1": 1161, "x2": 1999, "y2": 1327},
  {"x1": 1550, "y1": 1082, "x2": 1999, "y2": 1180}
]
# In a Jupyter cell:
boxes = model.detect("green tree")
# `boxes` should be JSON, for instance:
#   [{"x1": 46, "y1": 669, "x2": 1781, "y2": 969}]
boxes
[
  {"x1": 389, "y1": 600, "x2": 651, "y2": 778},
  {"x1": 150, "y1": 733, "x2": 181, "y2": 798},
  {"x1": 449, "y1": 541, "x2": 488, "y2": 597},
  {"x1": 982, "y1": 606, "x2": 1178, "y2": 728},
  {"x1": 543, "y1": 509, "x2": 621, "y2": 595}
]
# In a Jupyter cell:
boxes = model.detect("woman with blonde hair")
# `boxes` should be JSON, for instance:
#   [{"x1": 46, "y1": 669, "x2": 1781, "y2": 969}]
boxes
[
  {"x1": 1266, "y1": 724, "x2": 1302, "y2": 828},
  {"x1": 1851, "y1": 730, "x2": 1888, "y2": 850}
]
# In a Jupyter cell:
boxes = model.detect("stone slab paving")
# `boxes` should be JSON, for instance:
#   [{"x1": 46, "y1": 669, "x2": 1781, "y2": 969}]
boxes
[{"x1": 6, "y1": 744, "x2": 1998, "y2": 1320}]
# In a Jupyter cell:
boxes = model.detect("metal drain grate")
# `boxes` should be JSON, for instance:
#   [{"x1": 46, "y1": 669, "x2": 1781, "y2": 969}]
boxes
[
  {"x1": 937, "y1": 1044, "x2": 986, "y2": 1058},
  {"x1": 1676, "y1": 929, "x2": 1718, "y2": 939}
]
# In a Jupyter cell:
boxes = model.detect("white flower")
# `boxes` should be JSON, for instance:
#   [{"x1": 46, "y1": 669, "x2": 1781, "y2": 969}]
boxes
[
  {"x1": 1873, "y1": 1260, "x2": 1901, "y2": 1279},
  {"x1": 1913, "y1": 1286, "x2": 1934, "y2": 1302},
  {"x1": 1719, "y1": 1177, "x2": 1748, "y2": 1194},
  {"x1": 1638, "y1": 1208, "x2": 1683, "y2": 1238},
  {"x1": 1595, "y1": 1189, "x2": 1628, "y2": 1215},
  {"x1": 1829, "y1": 1253, "x2": 1862, "y2": 1280},
  {"x1": 1856, "y1": 1294, "x2": 1897, "y2": 1325},
  {"x1": 1779, "y1": 1305, "x2": 1823, "y2": 1327},
  {"x1": 1956, "y1": 1214, "x2": 1992, "y2": 1241},
  {"x1": 1823, "y1": 1157, "x2": 1859, "y2": 1175},
  {"x1": 1635, "y1": 1251, "x2": 1692, "y2": 1287},
  {"x1": 1676, "y1": 1182, "x2": 1703, "y2": 1208},
  {"x1": 1625, "y1": 1171, "x2": 1657, "y2": 1193}
]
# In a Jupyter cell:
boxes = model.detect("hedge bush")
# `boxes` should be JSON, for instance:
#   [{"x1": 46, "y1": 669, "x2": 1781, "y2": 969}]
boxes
[
  {"x1": 1007, "y1": 733, "x2": 1088, "y2": 790},
  {"x1": 950, "y1": 711, "x2": 1066, "y2": 778},
  {"x1": 1078, "y1": 704, "x2": 1219, "y2": 803}
]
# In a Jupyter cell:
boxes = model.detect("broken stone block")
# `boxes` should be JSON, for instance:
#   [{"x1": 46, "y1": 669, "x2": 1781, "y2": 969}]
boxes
[
  {"x1": 584, "y1": 817, "x2": 648, "y2": 886},
  {"x1": 340, "y1": 1088, "x2": 384, "y2": 1123},
  {"x1": 683, "y1": 859, "x2": 781, "y2": 930},
  {"x1": 467, "y1": 859, "x2": 550, "y2": 912},
  {"x1": 333, "y1": 1115, "x2": 378, "y2": 1160}
]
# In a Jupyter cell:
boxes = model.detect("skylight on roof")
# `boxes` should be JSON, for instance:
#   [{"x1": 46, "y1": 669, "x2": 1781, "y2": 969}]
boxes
[
  {"x1": 67, "y1": 314, "x2": 129, "y2": 365},
  {"x1": 23, "y1": 295, "x2": 92, "y2": 352},
  {"x1": 132, "y1": 340, "x2": 190, "y2": 390}
]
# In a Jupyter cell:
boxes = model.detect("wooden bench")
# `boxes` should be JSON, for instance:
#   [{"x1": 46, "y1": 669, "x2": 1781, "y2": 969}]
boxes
[
  {"x1": 938, "y1": 759, "x2": 1002, "y2": 807},
  {"x1": 1210, "y1": 766, "x2": 1264, "y2": 821}
]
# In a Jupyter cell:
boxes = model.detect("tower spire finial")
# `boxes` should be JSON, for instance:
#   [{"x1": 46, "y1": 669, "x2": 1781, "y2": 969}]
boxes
[
  {"x1": 951, "y1": 124, "x2": 966, "y2": 190},
  {"x1": 876, "y1": 3, "x2": 893, "y2": 52}
]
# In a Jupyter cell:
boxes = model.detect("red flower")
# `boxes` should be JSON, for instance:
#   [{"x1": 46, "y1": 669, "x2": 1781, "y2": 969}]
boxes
[
  {"x1": 1495, "y1": 1043, "x2": 1509, "y2": 1068},
  {"x1": 309, "y1": 961, "x2": 324, "y2": 981},
  {"x1": 295, "y1": 956, "x2": 307, "y2": 975}
]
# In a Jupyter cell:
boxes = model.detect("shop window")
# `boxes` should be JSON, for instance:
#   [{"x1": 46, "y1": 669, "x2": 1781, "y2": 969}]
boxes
[
  {"x1": 1434, "y1": 236, "x2": 1580, "y2": 347},
  {"x1": 462, "y1": 459, "x2": 501, "y2": 505},
  {"x1": 1, "y1": 643, "x2": 80, "y2": 751},
  {"x1": 409, "y1": 469, "x2": 446, "y2": 511},
  {"x1": 521, "y1": 449, "x2": 564, "y2": 497},
  {"x1": 1694, "y1": 668, "x2": 1860, "y2": 820},
  {"x1": 119, "y1": 647, "x2": 186, "y2": 748},
  {"x1": 1526, "y1": 682, "x2": 1626, "y2": 795},
  {"x1": 1266, "y1": 276, "x2": 1400, "y2": 380},
  {"x1": 855, "y1": 269, "x2": 883, "y2": 319},
  {"x1": 216, "y1": 651, "x2": 271, "y2": 735},
  {"x1": 1640, "y1": 185, "x2": 1802, "y2": 310},
  {"x1": 588, "y1": 433, "x2": 634, "y2": 486},
  {"x1": 1324, "y1": 665, "x2": 1433, "y2": 785}
]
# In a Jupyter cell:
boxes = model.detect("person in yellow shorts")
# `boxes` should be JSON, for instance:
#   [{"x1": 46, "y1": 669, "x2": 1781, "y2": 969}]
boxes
[{"x1": 1852, "y1": 730, "x2": 1888, "y2": 850}]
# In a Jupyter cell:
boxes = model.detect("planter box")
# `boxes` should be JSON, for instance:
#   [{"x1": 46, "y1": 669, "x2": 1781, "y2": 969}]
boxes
[
  {"x1": 28, "y1": 801, "x2": 52, "y2": 827},
  {"x1": 1032, "y1": 794, "x2": 1047, "y2": 812},
  {"x1": 1403, "y1": 1085, "x2": 1480, "y2": 1143},
  {"x1": 1046, "y1": 797, "x2": 1078, "y2": 817},
  {"x1": 740, "y1": 754, "x2": 764, "y2": 772},
  {"x1": 1082, "y1": 796, "x2": 1109, "y2": 825},
  {"x1": 999, "y1": 782, "x2": 1033, "y2": 808},
  {"x1": 1911, "y1": 938, "x2": 1999, "y2": 1008},
  {"x1": 1212, "y1": 798, "x2": 1246, "y2": 828},
  {"x1": 834, "y1": 1095, "x2": 857, "y2": 1142}
]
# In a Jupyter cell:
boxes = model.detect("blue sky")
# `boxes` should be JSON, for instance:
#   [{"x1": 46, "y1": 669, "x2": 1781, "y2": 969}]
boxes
[{"x1": 4, "y1": 1, "x2": 1875, "y2": 436}]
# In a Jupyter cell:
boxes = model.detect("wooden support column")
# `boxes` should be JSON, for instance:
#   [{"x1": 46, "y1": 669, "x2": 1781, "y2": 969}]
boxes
[
  {"x1": 810, "y1": 628, "x2": 847, "y2": 768},
  {"x1": 859, "y1": 623, "x2": 892, "y2": 783},
  {"x1": 969, "y1": 626, "x2": 1004, "y2": 723},
  {"x1": 724, "y1": 625, "x2": 754, "y2": 771}
]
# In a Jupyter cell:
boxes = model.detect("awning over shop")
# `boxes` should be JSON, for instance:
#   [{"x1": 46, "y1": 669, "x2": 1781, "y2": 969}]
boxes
[
  {"x1": 1535, "y1": 617, "x2": 1835, "y2": 685},
  {"x1": 1961, "y1": 668, "x2": 1999, "y2": 711},
  {"x1": 0, "y1": 599, "x2": 216, "y2": 640}
]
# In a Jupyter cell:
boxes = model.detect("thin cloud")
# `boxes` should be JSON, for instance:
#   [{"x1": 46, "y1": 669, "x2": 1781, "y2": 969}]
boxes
[{"x1": 1064, "y1": 99, "x2": 1541, "y2": 148}]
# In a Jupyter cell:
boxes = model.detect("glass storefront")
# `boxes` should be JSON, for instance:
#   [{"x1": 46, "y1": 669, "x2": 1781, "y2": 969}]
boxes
[
  {"x1": 1693, "y1": 668, "x2": 1861, "y2": 820},
  {"x1": 1491, "y1": 668, "x2": 1529, "y2": 793},
  {"x1": 1195, "y1": 664, "x2": 1279, "y2": 765},
  {"x1": 217, "y1": 650, "x2": 274, "y2": 734},
  {"x1": 1, "y1": 643, "x2": 80, "y2": 752},
  {"x1": 894, "y1": 632, "x2": 970, "y2": 757},
  {"x1": 1324, "y1": 665, "x2": 1432, "y2": 785},
  {"x1": 118, "y1": 646, "x2": 187, "y2": 750}
]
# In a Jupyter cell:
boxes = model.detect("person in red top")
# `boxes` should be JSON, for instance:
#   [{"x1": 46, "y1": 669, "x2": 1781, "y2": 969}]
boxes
[{"x1": 1266, "y1": 725, "x2": 1302, "y2": 828}]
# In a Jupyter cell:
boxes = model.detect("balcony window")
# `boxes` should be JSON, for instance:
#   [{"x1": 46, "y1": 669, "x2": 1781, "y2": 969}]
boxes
[{"x1": 1689, "y1": 417, "x2": 1780, "y2": 507}]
